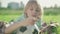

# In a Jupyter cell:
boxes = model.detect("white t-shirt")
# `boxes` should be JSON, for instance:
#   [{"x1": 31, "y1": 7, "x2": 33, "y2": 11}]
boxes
[{"x1": 11, "y1": 14, "x2": 41, "y2": 34}]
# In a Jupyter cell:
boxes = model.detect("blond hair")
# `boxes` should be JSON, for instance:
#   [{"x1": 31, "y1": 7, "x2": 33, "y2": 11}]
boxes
[{"x1": 24, "y1": 0, "x2": 43, "y2": 18}]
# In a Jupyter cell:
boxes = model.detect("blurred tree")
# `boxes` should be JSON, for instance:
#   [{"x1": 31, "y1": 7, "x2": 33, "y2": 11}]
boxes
[{"x1": 19, "y1": 1, "x2": 24, "y2": 10}]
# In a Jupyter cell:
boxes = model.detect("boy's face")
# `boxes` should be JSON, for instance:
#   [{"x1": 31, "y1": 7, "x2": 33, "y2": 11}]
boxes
[{"x1": 26, "y1": 5, "x2": 41, "y2": 19}]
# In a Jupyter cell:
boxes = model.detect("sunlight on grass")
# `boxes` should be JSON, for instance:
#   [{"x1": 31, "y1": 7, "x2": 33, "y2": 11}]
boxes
[{"x1": 43, "y1": 15, "x2": 60, "y2": 23}]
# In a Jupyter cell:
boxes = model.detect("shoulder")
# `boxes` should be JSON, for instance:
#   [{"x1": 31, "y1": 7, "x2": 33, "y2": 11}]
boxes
[{"x1": 14, "y1": 14, "x2": 25, "y2": 23}]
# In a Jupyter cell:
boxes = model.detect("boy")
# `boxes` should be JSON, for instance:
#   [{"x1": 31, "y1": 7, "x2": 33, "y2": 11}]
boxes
[{"x1": 5, "y1": 0, "x2": 43, "y2": 34}]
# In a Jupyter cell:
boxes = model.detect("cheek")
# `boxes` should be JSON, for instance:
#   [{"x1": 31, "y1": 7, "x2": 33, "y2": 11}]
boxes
[
  {"x1": 31, "y1": 12, "x2": 35, "y2": 16},
  {"x1": 38, "y1": 13, "x2": 41, "y2": 15},
  {"x1": 26, "y1": 10, "x2": 33, "y2": 16},
  {"x1": 28, "y1": 10, "x2": 34, "y2": 15},
  {"x1": 26, "y1": 10, "x2": 36, "y2": 16}
]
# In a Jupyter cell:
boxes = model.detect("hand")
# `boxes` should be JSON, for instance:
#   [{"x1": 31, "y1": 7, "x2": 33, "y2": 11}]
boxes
[
  {"x1": 27, "y1": 11, "x2": 40, "y2": 21},
  {"x1": 26, "y1": 17, "x2": 38, "y2": 26}
]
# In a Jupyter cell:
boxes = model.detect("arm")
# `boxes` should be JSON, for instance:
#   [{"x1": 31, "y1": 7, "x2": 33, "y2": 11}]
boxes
[{"x1": 5, "y1": 17, "x2": 36, "y2": 34}]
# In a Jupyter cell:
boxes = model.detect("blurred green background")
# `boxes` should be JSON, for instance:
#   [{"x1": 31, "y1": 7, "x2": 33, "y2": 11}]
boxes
[
  {"x1": 0, "y1": 7, "x2": 60, "y2": 22},
  {"x1": 0, "y1": 7, "x2": 60, "y2": 34}
]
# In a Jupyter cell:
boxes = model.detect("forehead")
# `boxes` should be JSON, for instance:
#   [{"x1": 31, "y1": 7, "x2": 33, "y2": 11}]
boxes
[
  {"x1": 25, "y1": 2, "x2": 41, "y2": 12},
  {"x1": 31, "y1": 5, "x2": 38, "y2": 9},
  {"x1": 29, "y1": 3, "x2": 39, "y2": 9}
]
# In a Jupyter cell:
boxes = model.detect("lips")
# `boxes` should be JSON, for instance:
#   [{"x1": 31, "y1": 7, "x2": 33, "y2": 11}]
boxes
[{"x1": 32, "y1": 14, "x2": 40, "y2": 19}]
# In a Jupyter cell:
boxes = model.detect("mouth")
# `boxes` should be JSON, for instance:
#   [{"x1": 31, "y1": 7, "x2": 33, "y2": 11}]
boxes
[{"x1": 32, "y1": 15, "x2": 40, "y2": 19}]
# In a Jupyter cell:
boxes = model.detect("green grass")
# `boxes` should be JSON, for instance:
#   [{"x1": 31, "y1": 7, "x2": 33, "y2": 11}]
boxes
[
  {"x1": 43, "y1": 15, "x2": 60, "y2": 23},
  {"x1": 43, "y1": 15, "x2": 60, "y2": 34},
  {"x1": 0, "y1": 9, "x2": 23, "y2": 15},
  {"x1": 1, "y1": 15, "x2": 60, "y2": 23},
  {"x1": 0, "y1": 15, "x2": 60, "y2": 34},
  {"x1": 0, "y1": 8, "x2": 60, "y2": 34},
  {"x1": 44, "y1": 8, "x2": 60, "y2": 15},
  {"x1": 0, "y1": 15, "x2": 20, "y2": 22}
]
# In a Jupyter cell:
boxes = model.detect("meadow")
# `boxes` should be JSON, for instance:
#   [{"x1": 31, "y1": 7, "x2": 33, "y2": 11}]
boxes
[
  {"x1": 0, "y1": 8, "x2": 60, "y2": 22},
  {"x1": 0, "y1": 15, "x2": 60, "y2": 23},
  {"x1": 0, "y1": 15, "x2": 60, "y2": 34},
  {"x1": 0, "y1": 8, "x2": 60, "y2": 34}
]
